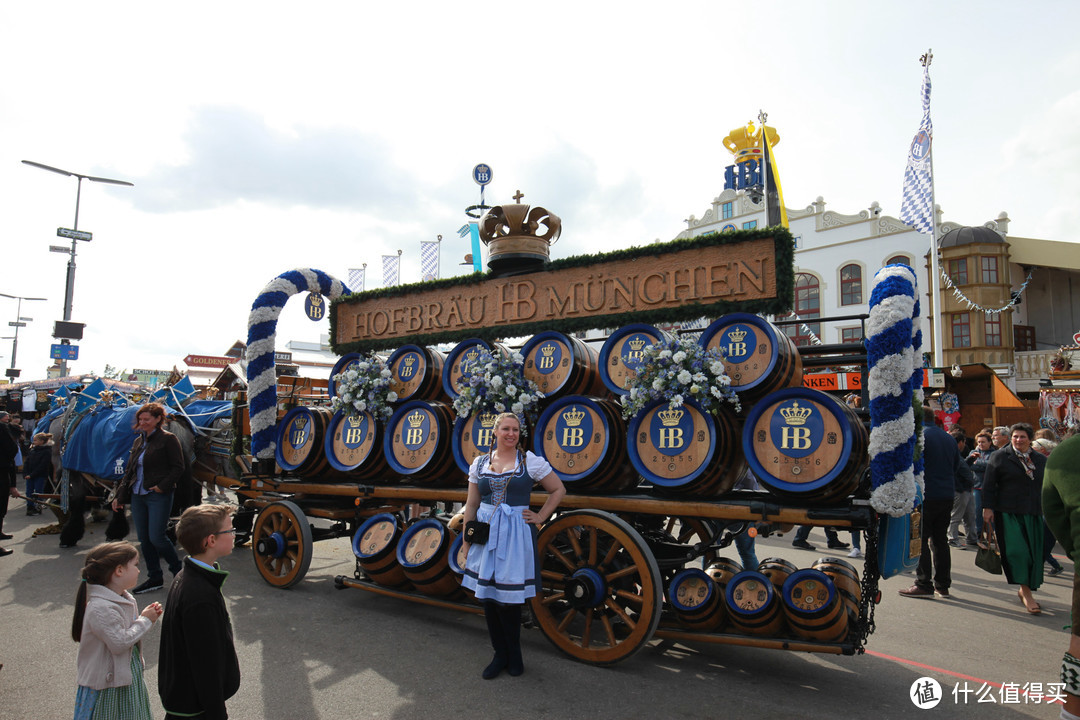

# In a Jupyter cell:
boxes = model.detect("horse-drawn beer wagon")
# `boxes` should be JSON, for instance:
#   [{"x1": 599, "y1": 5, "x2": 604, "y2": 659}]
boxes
[{"x1": 228, "y1": 209, "x2": 924, "y2": 667}]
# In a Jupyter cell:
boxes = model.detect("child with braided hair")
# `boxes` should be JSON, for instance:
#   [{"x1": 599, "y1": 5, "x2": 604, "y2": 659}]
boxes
[{"x1": 72, "y1": 541, "x2": 163, "y2": 720}]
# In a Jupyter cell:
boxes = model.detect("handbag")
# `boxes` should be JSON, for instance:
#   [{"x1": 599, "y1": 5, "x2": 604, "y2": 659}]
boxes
[
  {"x1": 464, "y1": 520, "x2": 490, "y2": 545},
  {"x1": 975, "y1": 526, "x2": 1003, "y2": 575}
]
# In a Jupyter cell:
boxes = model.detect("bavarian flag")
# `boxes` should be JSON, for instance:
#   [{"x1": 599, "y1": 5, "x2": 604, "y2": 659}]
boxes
[{"x1": 761, "y1": 124, "x2": 789, "y2": 228}]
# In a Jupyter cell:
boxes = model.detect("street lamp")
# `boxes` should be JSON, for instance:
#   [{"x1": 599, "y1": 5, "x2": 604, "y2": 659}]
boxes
[
  {"x1": 22, "y1": 160, "x2": 134, "y2": 376},
  {"x1": 0, "y1": 293, "x2": 47, "y2": 378}
]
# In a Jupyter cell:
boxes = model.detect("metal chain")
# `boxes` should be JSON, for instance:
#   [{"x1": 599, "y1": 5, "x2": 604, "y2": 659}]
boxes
[{"x1": 855, "y1": 512, "x2": 881, "y2": 653}]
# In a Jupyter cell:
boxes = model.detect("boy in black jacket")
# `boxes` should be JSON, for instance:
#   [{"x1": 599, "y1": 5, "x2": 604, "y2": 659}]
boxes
[{"x1": 160, "y1": 504, "x2": 240, "y2": 720}]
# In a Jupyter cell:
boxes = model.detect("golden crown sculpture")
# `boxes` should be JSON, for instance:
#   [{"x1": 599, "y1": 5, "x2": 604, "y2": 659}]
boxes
[
  {"x1": 658, "y1": 408, "x2": 684, "y2": 426},
  {"x1": 308, "y1": 294, "x2": 324, "y2": 307},
  {"x1": 780, "y1": 401, "x2": 811, "y2": 426},
  {"x1": 478, "y1": 194, "x2": 561, "y2": 277},
  {"x1": 407, "y1": 410, "x2": 427, "y2": 428},
  {"x1": 721, "y1": 122, "x2": 780, "y2": 165},
  {"x1": 562, "y1": 406, "x2": 585, "y2": 427}
]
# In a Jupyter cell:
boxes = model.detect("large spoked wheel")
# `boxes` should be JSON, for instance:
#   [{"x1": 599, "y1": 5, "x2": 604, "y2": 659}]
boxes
[
  {"x1": 663, "y1": 516, "x2": 719, "y2": 571},
  {"x1": 252, "y1": 501, "x2": 313, "y2": 589},
  {"x1": 530, "y1": 509, "x2": 662, "y2": 666}
]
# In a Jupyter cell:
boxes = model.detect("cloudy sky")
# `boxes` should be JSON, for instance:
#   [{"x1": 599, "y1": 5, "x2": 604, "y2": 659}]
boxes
[{"x1": 2, "y1": 1, "x2": 1077, "y2": 380}]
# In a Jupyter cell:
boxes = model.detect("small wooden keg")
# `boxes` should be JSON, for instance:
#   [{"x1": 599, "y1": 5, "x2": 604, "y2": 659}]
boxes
[
  {"x1": 781, "y1": 568, "x2": 849, "y2": 642},
  {"x1": 668, "y1": 568, "x2": 727, "y2": 632},
  {"x1": 705, "y1": 558, "x2": 744, "y2": 587},
  {"x1": 352, "y1": 513, "x2": 411, "y2": 589},
  {"x1": 397, "y1": 519, "x2": 463, "y2": 598},
  {"x1": 275, "y1": 406, "x2": 340, "y2": 479},
  {"x1": 813, "y1": 557, "x2": 862, "y2": 618},
  {"x1": 698, "y1": 313, "x2": 803, "y2": 405},
  {"x1": 324, "y1": 409, "x2": 392, "y2": 481},
  {"x1": 387, "y1": 345, "x2": 448, "y2": 403},
  {"x1": 384, "y1": 401, "x2": 460, "y2": 486},
  {"x1": 598, "y1": 324, "x2": 674, "y2": 396},
  {"x1": 757, "y1": 557, "x2": 799, "y2": 591},
  {"x1": 451, "y1": 411, "x2": 499, "y2": 475},
  {"x1": 328, "y1": 353, "x2": 363, "y2": 399},
  {"x1": 725, "y1": 571, "x2": 785, "y2": 636},
  {"x1": 521, "y1": 332, "x2": 604, "y2": 398}
]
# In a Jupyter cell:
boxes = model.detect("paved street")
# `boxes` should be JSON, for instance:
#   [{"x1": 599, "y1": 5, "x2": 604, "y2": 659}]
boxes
[{"x1": 0, "y1": 501, "x2": 1073, "y2": 719}]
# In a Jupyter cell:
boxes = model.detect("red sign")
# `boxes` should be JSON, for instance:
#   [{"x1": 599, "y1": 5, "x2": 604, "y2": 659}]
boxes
[
  {"x1": 802, "y1": 372, "x2": 862, "y2": 392},
  {"x1": 183, "y1": 354, "x2": 232, "y2": 368}
]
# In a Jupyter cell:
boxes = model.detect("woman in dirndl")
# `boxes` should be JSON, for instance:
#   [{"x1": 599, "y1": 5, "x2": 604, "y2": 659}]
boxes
[{"x1": 462, "y1": 412, "x2": 565, "y2": 679}]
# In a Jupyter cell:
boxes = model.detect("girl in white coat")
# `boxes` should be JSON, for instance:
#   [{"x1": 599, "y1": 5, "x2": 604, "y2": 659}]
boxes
[{"x1": 71, "y1": 541, "x2": 163, "y2": 720}]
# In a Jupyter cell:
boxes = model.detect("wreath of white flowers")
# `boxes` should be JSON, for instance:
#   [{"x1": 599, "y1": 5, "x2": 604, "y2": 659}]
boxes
[
  {"x1": 451, "y1": 348, "x2": 544, "y2": 426},
  {"x1": 329, "y1": 353, "x2": 398, "y2": 422},
  {"x1": 620, "y1": 334, "x2": 740, "y2": 419}
]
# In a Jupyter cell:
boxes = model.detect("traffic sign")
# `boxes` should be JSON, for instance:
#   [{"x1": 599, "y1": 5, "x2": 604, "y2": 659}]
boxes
[
  {"x1": 57, "y1": 228, "x2": 92, "y2": 241},
  {"x1": 49, "y1": 245, "x2": 69, "y2": 254},
  {"x1": 50, "y1": 344, "x2": 79, "y2": 360},
  {"x1": 8, "y1": 321, "x2": 25, "y2": 327}
]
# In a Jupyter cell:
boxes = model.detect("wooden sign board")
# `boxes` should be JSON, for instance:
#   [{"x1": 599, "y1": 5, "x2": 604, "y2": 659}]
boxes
[{"x1": 332, "y1": 228, "x2": 794, "y2": 354}]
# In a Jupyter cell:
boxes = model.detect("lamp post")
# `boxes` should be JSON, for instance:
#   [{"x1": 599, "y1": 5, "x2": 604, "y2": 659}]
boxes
[
  {"x1": 0, "y1": 293, "x2": 46, "y2": 379},
  {"x1": 22, "y1": 160, "x2": 134, "y2": 376}
]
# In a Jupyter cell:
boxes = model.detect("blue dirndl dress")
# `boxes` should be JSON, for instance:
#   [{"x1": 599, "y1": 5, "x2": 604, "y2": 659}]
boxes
[{"x1": 461, "y1": 451, "x2": 551, "y2": 604}]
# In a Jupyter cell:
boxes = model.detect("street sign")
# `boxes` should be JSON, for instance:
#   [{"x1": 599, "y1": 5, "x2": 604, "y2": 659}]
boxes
[
  {"x1": 50, "y1": 344, "x2": 79, "y2": 360},
  {"x1": 57, "y1": 227, "x2": 92, "y2": 241},
  {"x1": 8, "y1": 321, "x2": 25, "y2": 327},
  {"x1": 183, "y1": 354, "x2": 232, "y2": 368},
  {"x1": 472, "y1": 163, "x2": 492, "y2": 186},
  {"x1": 49, "y1": 245, "x2": 69, "y2": 254}
]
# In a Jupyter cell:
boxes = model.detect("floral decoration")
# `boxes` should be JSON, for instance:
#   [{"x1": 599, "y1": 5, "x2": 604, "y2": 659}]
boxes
[
  {"x1": 620, "y1": 334, "x2": 740, "y2": 419},
  {"x1": 330, "y1": 353, "x2": 398, "y2": 422},
  {"x1": 451, "y1": 349, "x2": 544, "y2": 425}
]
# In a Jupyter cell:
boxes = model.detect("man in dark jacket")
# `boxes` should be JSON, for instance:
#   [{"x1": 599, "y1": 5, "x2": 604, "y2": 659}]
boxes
[
  {"x1": 900, "y1": 407, "x2": 966, "y2": 599},
  {"x1": 0, "y1": 412, "x2": 18, "y2": 555}
]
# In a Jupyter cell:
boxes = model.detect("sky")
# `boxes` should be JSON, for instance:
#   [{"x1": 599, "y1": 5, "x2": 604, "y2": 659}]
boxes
[{"x1": 2, "y1": 1, "x2": 1078, "y2": 381}]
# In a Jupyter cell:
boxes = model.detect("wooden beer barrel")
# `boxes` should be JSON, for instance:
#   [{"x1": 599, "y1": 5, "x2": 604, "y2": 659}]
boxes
[
  {"x1": 521, "y1": 331, "x2": 604, "y2": 398},
  {"x1": 725, "y1": 571, "x2": 785, "y2": 636},
  {"x1": 743, "y1": 388, "x2": 868, "y2": 505},
  {"x1": 441, "y1": 338, "x2": 510, "y2": 399},
  {"x1": 324, "y1": 409, "x2": 393, "y2": 481},
  {"x1": 813, "y1": 557, "x2": 862, "y2": 617},
  {"x1": 384, "y1": 400, "x2": 460, "y2": 485},
  {"x1": 396, "y1": 519, "x2": 462, "y2": 598},
  {"x1": 327, "y1": 353, "x2": 363, "y2": 398},
  {"x1": 451, "y1": 411, "x2": 499, "y2": 474},
  {"x1": 387, "y1": 345, "x2": 448, "y2": 403},
  {"x1": 275, "y1": 406, "x2": 340, "y2": 478},
  {"x1": 598, "y1": 324, "x2": 674, "y2": 396},
  {"x1": 668, "y1": 568, "x2": 726, "y2": 632},
  {"x1": 352, "y1": 513, "x2": 411, "y2": 588},
  {"x1": 699, "y1": 313, "x2": 803, "y2": 404},
  {"x1": 781, "y1": 568, "x2": 849, "y2": 642},
  {"x1": 628, "y1": 398, "x2": 745, "y2": 497},
  {"x1": 757, "y1": 557, "x2": 799, "y2": 591},
  {"x1": 534, "y1": 395, "x2": 638, "y2": 493},
  {"x1": 705, "y1": 558, "x2": 743, "y2": 587}
]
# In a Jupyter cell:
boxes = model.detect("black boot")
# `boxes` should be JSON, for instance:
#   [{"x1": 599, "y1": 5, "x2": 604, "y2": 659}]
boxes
[
  {"x1": 500, "y1": 604, "x2": 524, "y2": 677},
  {"x1": 482, "y1": 602, "x2": 507, "y2": 679}
]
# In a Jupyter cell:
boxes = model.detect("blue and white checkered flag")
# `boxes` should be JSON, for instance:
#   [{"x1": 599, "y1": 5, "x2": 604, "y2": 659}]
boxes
[
  {"x1": 900, "y1": 63, "x2": 934, "y2": 235},
  {"x1": 421, "y1": 240, "x2": 440, "y2": 282},
  {"x1": 382, "y1": 253, "x2": 401, "y2": 287},
  {"x1": 347, "y1": 266, "x2": 365, "y2": 292}
]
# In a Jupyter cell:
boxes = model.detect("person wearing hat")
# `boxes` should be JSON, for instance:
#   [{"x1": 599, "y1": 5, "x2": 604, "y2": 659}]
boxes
[{"x1": 23, "y1": 432, "x2": 55, "y2": 516}]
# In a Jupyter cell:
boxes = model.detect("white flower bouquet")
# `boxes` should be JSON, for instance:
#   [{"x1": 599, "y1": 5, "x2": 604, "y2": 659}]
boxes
[
  {"x1": 621, "y1": 334, "x2": 740, "y2": 419},
  {"x1": 451, "y1": 348, "x2": 544, "y2": 424},
  {"x1": 330, "y1": 353, "x2": 398, "y2": 422}
]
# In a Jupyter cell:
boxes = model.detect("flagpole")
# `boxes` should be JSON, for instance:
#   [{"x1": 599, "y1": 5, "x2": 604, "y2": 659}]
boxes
[
  {"x1": 922, "y1": 50, "x2": 944, "y2": 368},
  {"x1": 758, "y1": 109, "x2": 769, "y2": 227}
]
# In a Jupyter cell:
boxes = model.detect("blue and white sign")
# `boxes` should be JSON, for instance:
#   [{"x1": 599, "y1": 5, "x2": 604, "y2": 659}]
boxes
[
  {"x1": 908, "y1": 130, "x2": 931, "y2": 164},
  {"x1": 304, "y1": 292, "x2": 326, "y2": 321},
  {"x1": 50, "y1": 343, "x2": 79, "y2": 360},
  {"x1": 472, "y1": 163, "x2": 493, "y2": 187}
]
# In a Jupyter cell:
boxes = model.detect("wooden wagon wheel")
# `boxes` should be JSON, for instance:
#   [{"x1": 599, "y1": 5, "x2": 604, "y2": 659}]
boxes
[
  {"x1": 530, "y1": 509, "x2": 662, "y2": 666},
  {"x1": 252, "y1": 501, "x2": 313, "y2": 588},
  {"x1": 663, "y1": 516, "x2": 719, "y2": 569}
]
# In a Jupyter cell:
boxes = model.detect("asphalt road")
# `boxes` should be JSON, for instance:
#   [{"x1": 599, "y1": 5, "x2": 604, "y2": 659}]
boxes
[{"x1": 0, "y1": 500, "x2": 1073, "y2": 720}]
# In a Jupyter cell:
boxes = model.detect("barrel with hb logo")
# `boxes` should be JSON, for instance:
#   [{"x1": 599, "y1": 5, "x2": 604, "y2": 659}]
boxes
[
  {"x1": 757, "y1": 557, "x2": 799, "y2": 592},
  {"x1": 534, "y1": 395, "x2": 638, "y2": 493},
  {"x1": 598, "y1": 324, "x2": 674, "y2": 396},
  {"x1": 742, "y1": 387, "x2": 868, "y2": 505},
  {"x1": 698, "y1": 313, "x2": 803, "y2": 405},
  {"x1": 521, "y1": 331, "x2": 604, "y2": 398},
  {"x1": 396, "y1": 518, "x2": 463, "y2": 598},
  {"x1": 781, "y1": 568, "x2": 850, "y2": 642},
  {"x1": 812, "y1": 557, "x2": 862, "y2": 618},
  {"x1": 384, "y1": 400, "x2": 460, "y2": 485},
  {"x1": 352, "y1": 513, "x2": 411, "y2": 588},
  {"x1": 705, "y1": 558, "x2": 743, "y2": 587},
  {"x1": 668, "y1": 568, "x2": 727, "y2": 632},
  {"x1": 451, "y1": 411, "x2": 498, "y2": 474},
  {"x1": 442, "y1": 338, "x2": 510, "y2": 399},
  {"x1": 725, "y1": 570, "x2": 785, "y2": 636},
  {"x1": 275, "y1": 406, "x2": 342, "y2": 478},
  {"x1": 387, "y1": 345, "x2": 448, "y2": 403},
  {"x1": 324, "y1": 409, "x2": 393, "y2": 481},
  {"x1": 328, "y1": 353, "x2": 363, "y2": 398},
  {"x1": 627, "y1": 397, "x2": 745, "y2": 497}
]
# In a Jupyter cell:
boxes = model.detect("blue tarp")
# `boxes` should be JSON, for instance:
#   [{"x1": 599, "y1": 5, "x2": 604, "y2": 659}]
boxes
[
  {"x1": 62, "y1": 405, "x2": 141, "y2": 480},
  {"x1": 179, "y1": 400, "x2": 233, "y2": 429},
  {"x1": 34, "y1": 406, "x2": 66, "y2": 437}
]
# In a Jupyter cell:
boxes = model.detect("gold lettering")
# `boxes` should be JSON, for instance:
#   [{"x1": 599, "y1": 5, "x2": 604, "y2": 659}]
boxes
[
  {"x1": 344, "y1": 427, "x2": 364, "y2": 445},
  {"x1": 391, "y1": 306, "x2": 406, "y2": 333},
  {"x1": 405, "y1": 428, "x2": 424, "y2": 445},
  {"x1": 780, "y1": 427, "x2": 811, "y2": 450},
  {"x1": 561, "y1": 427, "x2": 584, "y2": 447},
  {"x1": 659, "y1": 428, "x2": 683, "y2": 450}
]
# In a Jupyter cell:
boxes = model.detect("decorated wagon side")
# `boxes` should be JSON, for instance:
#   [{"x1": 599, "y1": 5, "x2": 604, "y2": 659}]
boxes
[{"x1": 230, "y1": 207, "x2": 925, "y2": 667}]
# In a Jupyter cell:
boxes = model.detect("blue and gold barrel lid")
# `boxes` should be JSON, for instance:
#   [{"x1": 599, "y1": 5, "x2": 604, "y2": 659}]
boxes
[
  {"x1": 598, "y1": 324, "x2": 666, "y2": 395},
  {"x1": 385, "y1": 401, "x2": 442, "y2": 473},
  {"x1": 352, "y1": 513, "x2": 399, "y2": 559},
  {"x1": 535, "y1": 396, "x2": 609, "y2": 482},
  {"x1": 726, "y1": 571, "x2": 774, "y2": 614},
  {"x1": 387, "y1": 345, "x2": 430, "y2": 401},
  {"x1": 328, "y1": 353, "x2": 363, "y2": 398},
  {"x1": 627, "y1": 398, "x2": 715, "y2": 487},
  {"x1": 782, "y1": 568, "x2": 836, "y2": 613},
  {"x1": 669, "y1": 568, "x2": 716, "y2": 611},
  {"x1": 326, "y1": 409, "x2": 378, "y2": 472},
  {"x1": 276, "y1": 407, "x2": 317, "y2": 470},
  {"x1": 521, "y1": 332, "x2": 573, "y2": 397},
  {"x1": 699, "y1": 313, "x2": 779, "y2": 391},
  {"x1": 396, "y1": 518, "x2": 446, "y2": 567},
  {"x1": 452, "y1": 411, "x2": 499, "y2": 474},
  {"x1": 743, "y1": 388, "x2": 853, "y2": 493}
]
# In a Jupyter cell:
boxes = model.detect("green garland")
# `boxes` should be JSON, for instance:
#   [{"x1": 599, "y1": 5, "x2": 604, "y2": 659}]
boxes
[{"x1": 330, "y1": 226, "x2": 795, "y2": 354}]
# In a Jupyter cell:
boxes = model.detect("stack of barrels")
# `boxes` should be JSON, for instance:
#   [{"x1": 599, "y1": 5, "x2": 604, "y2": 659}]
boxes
[
  {"x1": 352, "y1": 513, "x2": 466, "y2": 599},
  {"x1": 667, "y1": 556, "x2": 861, "y2": 643}
]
